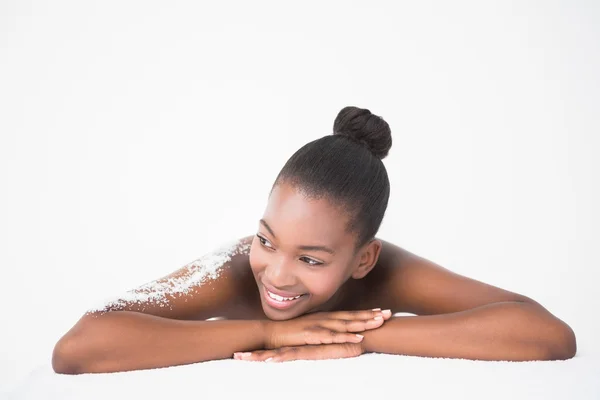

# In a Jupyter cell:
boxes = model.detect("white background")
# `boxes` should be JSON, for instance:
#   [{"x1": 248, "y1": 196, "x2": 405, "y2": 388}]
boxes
[{"x1": 1, "y1": 0, "x2": 598, "y2": 395}]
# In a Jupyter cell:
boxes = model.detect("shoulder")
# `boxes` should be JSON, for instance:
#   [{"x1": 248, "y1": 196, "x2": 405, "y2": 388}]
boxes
[
  {"x1": 347, "y1": 238, "x2": 410, "y2": 310},
  {"x1": 202, "y1": 235, "x2": 256, "y2": 296},
  {"x1": 364, "y1": 237, "x2": 415, "y2": 284},
  {"x1": 169, "y1": 234, "x2": 260, "y2": 319},
  {"x1": 179, "y1": 235, "x2": 254, "y2": 284},
  {"x1": 81, "y1": 235, "x2": 259, "y2": 322},
  {"x1": 377, "y1": 238, "x2": 414, "y2": 269},
  {"x1": 368, "y1": 237, "x2": 533, "y2": 315},
  {"x1": 203, "y1": 235, "x2": 263, "y2": 318}
]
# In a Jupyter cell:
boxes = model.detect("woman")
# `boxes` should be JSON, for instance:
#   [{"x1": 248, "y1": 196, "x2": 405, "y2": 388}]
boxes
[{"x1": 52, "y1": 106, "x2": 577, "y2": 374}]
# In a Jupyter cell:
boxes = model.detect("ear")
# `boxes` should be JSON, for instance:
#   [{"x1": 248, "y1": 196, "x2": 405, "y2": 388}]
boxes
[{"x1": 351, "y1": 239, "x2": 383, "y2": 279}]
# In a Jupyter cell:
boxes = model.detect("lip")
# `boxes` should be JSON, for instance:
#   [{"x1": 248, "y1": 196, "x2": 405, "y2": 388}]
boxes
[
  {"x1": 261, "y1": 284, "x2": 307, "y2": 311},
  {"x1": 261, "y1": 281, "x2": 305, "y2": 298}
]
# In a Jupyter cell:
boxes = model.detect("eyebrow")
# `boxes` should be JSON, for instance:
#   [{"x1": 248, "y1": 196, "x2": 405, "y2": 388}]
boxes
[{"x1": 259, "y1": 219, "x2": 336, "y2": 255}]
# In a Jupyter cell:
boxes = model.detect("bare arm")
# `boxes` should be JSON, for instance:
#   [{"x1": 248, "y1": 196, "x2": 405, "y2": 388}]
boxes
[
  {"x1": 52, "y1": 237, "x2": 260, "y2": 374},
  {"x1": 364, "y1": 240, "x2": 576, "y2": 361},
  {"x1": 361, "y1": 301, "x2": 575, "y2": 361},
  {"x1": 53, "y1": 312, "x2": 265, "y2": 374}
]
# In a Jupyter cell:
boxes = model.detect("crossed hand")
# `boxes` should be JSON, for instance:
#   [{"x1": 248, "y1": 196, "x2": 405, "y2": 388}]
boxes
[{"x1": 233, "y1": 308, "x2": 392, "y2": 363}]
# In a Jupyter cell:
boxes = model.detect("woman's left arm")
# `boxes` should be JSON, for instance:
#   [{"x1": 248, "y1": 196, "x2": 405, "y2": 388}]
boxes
[
  {"x1": 362, "y1": 301, "x2": 575, "y2": 361},
  {"x1": 363, "y1": 240, "x2": 577, "y2": 361}
]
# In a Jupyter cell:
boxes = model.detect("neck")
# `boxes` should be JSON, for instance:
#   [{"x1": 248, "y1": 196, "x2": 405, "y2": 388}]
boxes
[{"x1": 311, "y1": 278, "x2": 360, "y2": 313}]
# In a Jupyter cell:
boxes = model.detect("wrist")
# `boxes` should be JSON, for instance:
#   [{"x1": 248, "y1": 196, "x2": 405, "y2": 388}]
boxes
[
  {"x1": 260, "y1": 319, "x2": 272, "y2": 349},
  {"x1": 361, "y1": 319, "x2": 390, "y2": 353},
  {"x1": 360, "y1": 331, "x2": 372, "y2": 353}
]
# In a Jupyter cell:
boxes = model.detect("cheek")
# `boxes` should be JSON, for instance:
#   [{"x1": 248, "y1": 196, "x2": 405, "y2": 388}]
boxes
[{"x1": 302, "y1": 270, "x2": 346, "y2": 297}]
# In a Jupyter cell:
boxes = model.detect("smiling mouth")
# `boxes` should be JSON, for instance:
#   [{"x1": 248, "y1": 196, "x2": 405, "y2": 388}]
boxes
[
  {"x1": 267, "y1": 290, "x2": 303, "y2": 301},
  {"x1": 262, "y1": 286, "x2": 307, "y2": 310}
]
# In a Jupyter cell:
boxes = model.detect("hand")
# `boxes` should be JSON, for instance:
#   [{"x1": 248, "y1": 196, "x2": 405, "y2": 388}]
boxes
[
  {"x1": 234, "y1": 343, "x2": 364, "y2": 363},
  {"x1": 262, "y1": 308, "x2": 392, "y2": 349}
]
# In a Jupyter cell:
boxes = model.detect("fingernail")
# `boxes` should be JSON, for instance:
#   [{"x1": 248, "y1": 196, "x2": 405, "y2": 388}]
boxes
[
  {"x1": 382, "y1": 309, "x2": 392, "y2": 317},
  {"x1": 374, "y1": 316, "x2": 383, "y2": 321},
  {"x1": 240, "y1": 352, "x2": 251, "y2": 359},
  {"x1": 265, "y1": 357, "x2": 274, "y2": 362},
  {"x1": 372, "y1": 308, "x2": 381, "y2": 311},
  {"x1": 356, "y1": 334, "x2": 364, "y2": 340}
]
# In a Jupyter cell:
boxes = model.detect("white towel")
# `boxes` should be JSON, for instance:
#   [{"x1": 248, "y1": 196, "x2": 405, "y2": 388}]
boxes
[{"x1": 9, "y1": 352, "x2": 600, "y2": 400}]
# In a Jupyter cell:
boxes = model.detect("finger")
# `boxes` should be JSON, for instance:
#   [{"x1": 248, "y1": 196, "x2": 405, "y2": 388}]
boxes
[
  {"x1": 303, "y1": 327, "x2": 366, "y2": 345},
  {"x1": 324, "y1": 343, "x2": 364, "y2": 360},
  {"x1": 234, "y1": 350, "x2": 278, "y2": 362},
  {"x1": 317, "y1": 316, "x2": 386, "y2": 333},
  {"x1": 271, "y1": 344, "x2": 362, "y2": 363},
  {"x1": 268, "y1": 346, "x2": 314, "y2": 362},
  {"x1": 324, "y1": 309, "x2": 392, "y2": 321}
]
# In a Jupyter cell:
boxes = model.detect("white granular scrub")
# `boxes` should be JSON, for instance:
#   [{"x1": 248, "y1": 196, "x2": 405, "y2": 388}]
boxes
[{"x1": 85, "y1": 239, "x2": 251, "y2": 316}]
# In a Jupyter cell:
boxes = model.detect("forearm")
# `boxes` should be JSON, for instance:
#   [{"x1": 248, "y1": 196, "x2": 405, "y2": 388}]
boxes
[
  {"x1": 361, "y1": 301, "x2": 576, "y2": 361},
  {"x1": 52, "y1": 311, "x2": 265, "y2": 374}
]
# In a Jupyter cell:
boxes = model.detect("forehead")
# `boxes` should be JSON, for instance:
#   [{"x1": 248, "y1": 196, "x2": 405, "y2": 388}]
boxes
[{"x1": 262, "y1": 183, "x2": 351, "y2": 245}]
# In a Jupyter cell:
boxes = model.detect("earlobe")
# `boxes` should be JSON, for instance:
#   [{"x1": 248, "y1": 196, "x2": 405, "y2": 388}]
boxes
[{"x1": 351, "y1": 239, "x2": 382, "y2": 279}]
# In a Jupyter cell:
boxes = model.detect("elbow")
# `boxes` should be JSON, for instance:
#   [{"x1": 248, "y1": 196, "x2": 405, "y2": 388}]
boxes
[
  {"x1": 52, "y1": 338, "x2": 81, "y2": 375},
  {"x1": 52, "y1": 312, "x2": 105, "y2": 374},
  {"x1": 545, "y1": 320, "x2": 577, "y2": 361},
  {"x1": 519, "y1": 301, "x2": 577, "y2": 361},
  {"x1": 53, "y1": 317, "x2": 102, "y2": 374}
]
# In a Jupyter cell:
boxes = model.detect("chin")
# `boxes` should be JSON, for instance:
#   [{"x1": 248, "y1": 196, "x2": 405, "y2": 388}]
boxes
[
  {"x1": 264, "y1": 309, "x2": 292, "y2": 321},
  {"x1": 260, "y1": 291, "x2": 313, "y2": 320},
  {"x1": 260, "y1": 300, "x2": 305, "y2": 321}
]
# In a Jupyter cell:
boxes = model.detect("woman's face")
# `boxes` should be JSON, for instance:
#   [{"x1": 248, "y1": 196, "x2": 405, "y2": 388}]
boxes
[{"x1": 249, "y1": 182, "x2": 362, "y2": 320}]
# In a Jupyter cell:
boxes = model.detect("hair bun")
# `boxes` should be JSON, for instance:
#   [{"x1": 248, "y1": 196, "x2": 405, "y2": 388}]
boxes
[{"x1": 333, "y1": 106, "x2": 392, "y2": 160}]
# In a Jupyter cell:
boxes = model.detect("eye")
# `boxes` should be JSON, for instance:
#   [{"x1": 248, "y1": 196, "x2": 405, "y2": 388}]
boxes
[
  {"x1": 256, "y1": 234, "x2": 274, "y2": 250},
  {"x1": 300, "y1": 256, "x2": 323, "y2": 267}
]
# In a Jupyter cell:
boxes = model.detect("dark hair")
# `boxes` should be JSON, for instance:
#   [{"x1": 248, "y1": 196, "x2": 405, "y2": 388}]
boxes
[{"x1": 272, "y1": 106, "x2": 392, "y2": 250}]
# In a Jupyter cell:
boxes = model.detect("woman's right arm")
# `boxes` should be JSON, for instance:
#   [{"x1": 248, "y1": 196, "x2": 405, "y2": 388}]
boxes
[
  {"x1": 53, "y1": 311, "x2": 266, "y2": 374},
  {"x1": 52, "y1": 237, "x2": 260, "y2": 374}
]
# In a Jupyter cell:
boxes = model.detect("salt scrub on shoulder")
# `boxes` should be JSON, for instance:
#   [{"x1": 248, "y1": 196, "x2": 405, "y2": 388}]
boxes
[{"x1": 85, "y1": 239, "x2": 251, "y2": 316}]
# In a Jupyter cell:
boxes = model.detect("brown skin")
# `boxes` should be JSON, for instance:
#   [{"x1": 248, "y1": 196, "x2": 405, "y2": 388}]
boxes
[
  {"x1": 52, "y1": 182, "x2": 577, "y2": 373},
  {"x1": 249, "y1": 181, "x2": 382, "y2": 321}
]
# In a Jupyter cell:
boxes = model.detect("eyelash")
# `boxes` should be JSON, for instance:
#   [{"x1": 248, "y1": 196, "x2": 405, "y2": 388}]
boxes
[{"x1": 256, "y1": 234, "x2": 324, "y2": 267}]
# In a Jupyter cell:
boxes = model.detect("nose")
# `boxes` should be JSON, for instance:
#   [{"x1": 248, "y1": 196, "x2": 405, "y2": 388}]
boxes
[{"x1": 264, "y1": 257, "x2": 297, "y2": 288}]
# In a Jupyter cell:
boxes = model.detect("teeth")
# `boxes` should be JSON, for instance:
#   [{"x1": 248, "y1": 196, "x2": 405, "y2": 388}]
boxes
[{"x1": 267, "y1": 290, "x2": 302, "y2": 301}]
